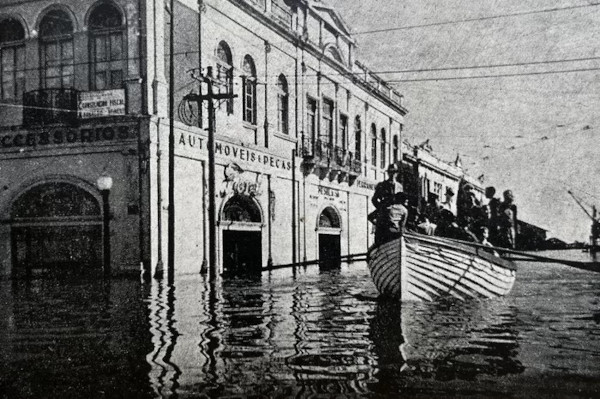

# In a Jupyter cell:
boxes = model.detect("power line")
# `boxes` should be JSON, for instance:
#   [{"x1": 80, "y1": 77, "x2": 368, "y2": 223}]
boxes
[
  {"x1": 387, "y1": 66, "x2": 600, "y2": 82},
  {"x1": 352, "y1": 2, "x2": 600, "y2": 35}
]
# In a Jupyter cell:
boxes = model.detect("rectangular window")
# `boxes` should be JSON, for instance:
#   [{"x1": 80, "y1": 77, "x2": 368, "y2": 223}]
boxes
[
  {"x1": 371, "y1": 134, "x2": 377, "y2": 167},
  {"x1": 217, "y1": 64, "x2": 233, "y2": 114},
  {"x1": 91, "y1": 31, "x2": 124, "y2": 90},
  {"x1": 380, "y1": 140, "x2": 386, "y2": 168},
  {"x1": 1, "y1": 46, "x2": 24, "y2": 101},
  {"x1": 307, "y1": 97, "x2": 317, "y2": 140},
  {"x1": 42, "y1": 39, "x2": 74, "y2": 88},
  {"x1": 322, "y1": 99, "x2": 334, "y2": 144},
  {"x1": 278, "y1": 91, "x2": 289, "y2": 134},
  {"x1": 339, "y1": 114, "x2": 348, "y2": 149},
  {"x1": 243, "y1": 76, "x2": 257, "y2": 124}
]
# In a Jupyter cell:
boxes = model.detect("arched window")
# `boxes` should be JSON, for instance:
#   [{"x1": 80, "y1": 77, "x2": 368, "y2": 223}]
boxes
[
  {"x1": 277, "y1": 74, "x2": 288, "y2": 134},
  {"x1": 370, "y1": 123, "x2": 377, "y2": 167},
  {"x1": 354, "y1": 116, "x2": 362, "y2": 162},
  {"x1": 380, "y1": 128, "x2": 387, "y2": 168},
  {"x1": 216, "y1": 41, "x2": 233, "y2": 114},
  {"x1": 89, "y1": 2, "x2": 125, "y2": 90},
  {"x1": 39, "y1": 9, "x2": 74, "y2": 88},
  {"x1": 392, "y1": 135, "x2": 399, "y2": 163},
  {"x1": 242, "y1": 55, "x2": 257, "y2": 124},
  {"x1": 222, "y1": 194, "x2": 262, "y2": 223},
  {"x1": 318, "y1": 207, "x2": 340, "y2": 228},
  {"x1": 0, "y1": 18, "x2": 26, "y2": 101}
]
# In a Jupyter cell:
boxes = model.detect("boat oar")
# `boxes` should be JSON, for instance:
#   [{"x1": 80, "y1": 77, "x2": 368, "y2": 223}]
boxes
[{"x1": 439, "y1": 236, "x2": 600, "y2": 273}]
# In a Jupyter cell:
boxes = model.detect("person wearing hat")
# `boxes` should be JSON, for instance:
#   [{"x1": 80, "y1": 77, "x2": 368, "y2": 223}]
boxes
[
  {"x1": 498, "y1": 189, "x2": 518, "y2": 248},
  {"x1": 441, "y1": 186, "x2": 455, "y2": 213},
  {"x1": 371, "y1": 163, "x2": 404, "y2": 244}
]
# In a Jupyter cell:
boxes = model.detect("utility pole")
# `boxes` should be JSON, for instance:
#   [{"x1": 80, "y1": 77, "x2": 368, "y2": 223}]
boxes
[
  {"x1": 184, "y1": 66, "x2": 236, "y2": 281},
  {"x1": 167, "y1": 0, "x2": 175, "y2": 283}
]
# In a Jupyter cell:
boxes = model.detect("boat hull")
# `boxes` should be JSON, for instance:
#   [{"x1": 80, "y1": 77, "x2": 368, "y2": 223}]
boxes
[{"x1": 368, "y1": 233, "x2": 517, "y2": 301}]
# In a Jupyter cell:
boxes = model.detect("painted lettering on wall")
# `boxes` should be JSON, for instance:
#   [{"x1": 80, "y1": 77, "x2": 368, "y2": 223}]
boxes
[
  {"x1": 179, "y1": 132, "x2": 292, "y2": 171},
  {"x1": 0, "y1": 125, "x2": 136, "y2": 149},
  {"x1": 356, "y1": 180, "x2": 376, "y2": 191},
  {"x1": 317, "y1": 185, "x2": 340, "y2": 198}
]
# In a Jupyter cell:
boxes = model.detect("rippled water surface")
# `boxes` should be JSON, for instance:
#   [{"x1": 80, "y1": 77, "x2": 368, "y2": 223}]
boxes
[{"x1": 1, "y1": 251, "x2": 600, "y2": 398}]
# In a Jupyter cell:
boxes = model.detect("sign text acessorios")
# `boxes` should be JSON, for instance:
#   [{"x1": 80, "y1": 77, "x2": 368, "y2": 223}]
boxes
[{"x1": 0, "y1": 125, "x2": 136, "y2": 149}]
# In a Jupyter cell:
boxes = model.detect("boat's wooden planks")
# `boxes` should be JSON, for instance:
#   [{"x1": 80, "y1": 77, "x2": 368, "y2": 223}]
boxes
[
  {"x1": 405, "y1": 254, "x2": 508, "y2": 298},
  {"x1": 369, "y1": 234, "x2": 516, "y2": 301},
  {"x1": 408, "y1": 243, "x2": 515, "y2": 286}
]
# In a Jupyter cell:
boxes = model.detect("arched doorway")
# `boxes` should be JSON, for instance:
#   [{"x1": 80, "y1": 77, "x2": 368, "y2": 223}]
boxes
[
  {"x1": 318, "y1": 207, "x2": 341, "y2": 269},
  {"x1": 221, "y1": 194, "x2": 263, "y2": 276},
  {"x1": 10, "y1": 182, "x2": 102, "y2": 277}
]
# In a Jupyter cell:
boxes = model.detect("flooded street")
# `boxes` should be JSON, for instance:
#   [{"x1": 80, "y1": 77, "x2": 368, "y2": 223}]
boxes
[{"x1": 1, "y1": 252, "x2": 599, "y2": 398}]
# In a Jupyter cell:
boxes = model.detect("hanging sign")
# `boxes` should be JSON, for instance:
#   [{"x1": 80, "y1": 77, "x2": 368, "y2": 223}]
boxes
[{"x1": 78, "y1": 89, "x2": 126, "y2": 119}]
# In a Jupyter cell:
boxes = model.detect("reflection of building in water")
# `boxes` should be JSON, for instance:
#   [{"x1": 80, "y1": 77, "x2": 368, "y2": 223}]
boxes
[
  {"x1": 146, "y1": 280, "x2": 181, "y2": 397},
  {"x1": 0, "y1": 0, "x2": 408, "y2": 278}
]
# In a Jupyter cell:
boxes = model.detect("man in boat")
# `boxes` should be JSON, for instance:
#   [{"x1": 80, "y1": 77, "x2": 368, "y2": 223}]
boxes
[
  {"x1": 498, "y1": 190, "x2": 518, "y2": 248},
  {"x1": 386, "y1": 192, "x2": 409, "y2": 241},
  {"x1": 371, "y1": 163, "x2": 403, "y2": 244},
  {"x1": 484, "y1": 186, "x2": 501, "y2": 244},
  {"x1": 440, "y1": 187, "x2": 455, "y2": 213}
]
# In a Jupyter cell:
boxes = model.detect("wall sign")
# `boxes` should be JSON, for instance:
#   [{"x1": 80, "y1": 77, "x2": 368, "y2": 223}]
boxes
[
  {"x1": 0, "y1": 124, "x2": 137, "y2": 149},
  {"x1": 179, "y1": 132, "x2": 292, "y2": 171},
  {"x1": 78, "y1": 89, "x2": 126, "y2": 119}
]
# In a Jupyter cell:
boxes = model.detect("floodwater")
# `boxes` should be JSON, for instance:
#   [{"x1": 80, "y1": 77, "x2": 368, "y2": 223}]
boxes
[{"x1": 1, "y1": 250, "x2": 599, "y2": 398}]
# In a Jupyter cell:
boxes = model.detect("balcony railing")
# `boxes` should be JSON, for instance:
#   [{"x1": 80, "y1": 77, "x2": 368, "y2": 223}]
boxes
[
  {"x1": 23, "y1": 88, "x2": 78, "y2": 127},
  {"x1": 271, "y1": 0, "x2": 292, "y2": 28}
]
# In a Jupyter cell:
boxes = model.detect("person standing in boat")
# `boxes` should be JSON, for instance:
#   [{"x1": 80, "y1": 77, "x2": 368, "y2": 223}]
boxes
[
  {"x1": 498, "y1": 190, "x2": 518, "y2": 248},
  {"x1": 371, "y1": 164, "x2": 403, "y2": 244},
  {"x1": 386, "y1": 192, "x2": 409, "y2": 241},
  {"x1": 484, "y1": 186, "x2": 501, "y2": 244}
]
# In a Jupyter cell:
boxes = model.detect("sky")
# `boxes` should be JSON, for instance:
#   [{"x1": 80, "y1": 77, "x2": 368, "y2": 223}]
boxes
[{"x1": 327, "y1": 0, "x2": 600, "y2": 242}]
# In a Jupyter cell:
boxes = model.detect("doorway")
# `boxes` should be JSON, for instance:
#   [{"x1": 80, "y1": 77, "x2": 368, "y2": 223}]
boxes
[
  {"x1": 317, "y1": 206, "x2": 342, "y2": 270},
  {"x1": 10, "y1": 182, "x2": 103, "y2": 278},
  {"x1": 222, "y1": 230, "x2": 262, "y2": 276},
  {"x1": 221, "y1": 194, "x2": 263, "y2": 277}
]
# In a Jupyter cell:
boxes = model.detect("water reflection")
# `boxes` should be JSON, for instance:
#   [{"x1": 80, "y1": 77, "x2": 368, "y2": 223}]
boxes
[
  {"x1": 146, "y1": 280, "x2": 181, "y2": 397},
  {"x1": 3, "y1": 258, "x2": 600, "y2": 398},
  {"x1": 0, "y1": 277, "x2": 153, "y2": 398}
]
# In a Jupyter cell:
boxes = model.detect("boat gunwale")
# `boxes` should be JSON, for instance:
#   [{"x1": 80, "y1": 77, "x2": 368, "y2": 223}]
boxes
[{"x1": 369, "y1": 232, "x2": 517, "y2": 271}]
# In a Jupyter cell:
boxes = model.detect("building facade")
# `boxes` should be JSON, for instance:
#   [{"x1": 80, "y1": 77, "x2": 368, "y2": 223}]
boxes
[{"x1": 0, "y1": 0, "x2": 407, "y2": 279}]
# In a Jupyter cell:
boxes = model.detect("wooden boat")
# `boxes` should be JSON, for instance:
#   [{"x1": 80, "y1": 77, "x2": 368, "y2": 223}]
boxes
[{"x1": 368, "y1": 232, "x2": 517, "y2": 301}]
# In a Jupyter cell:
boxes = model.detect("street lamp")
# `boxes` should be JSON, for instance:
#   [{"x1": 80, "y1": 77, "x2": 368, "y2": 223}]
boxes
[{"x1": 97, "y1": 173, "x2": 113, "y2": 277}]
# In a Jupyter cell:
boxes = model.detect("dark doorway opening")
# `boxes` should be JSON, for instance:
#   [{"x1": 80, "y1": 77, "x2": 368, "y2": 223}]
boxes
[
  {"x1": 10, "y1": 182, "x2": 103, "y2": 278},
  {"x1": 222, "y1": 230, "x2": 262, "y2": 276},
  {"x1": 12, "y1": 225, "x2": 102, "y2": 278},
  {"x1": 319, "y1": 233, "x2": 341, "y2": 270}
]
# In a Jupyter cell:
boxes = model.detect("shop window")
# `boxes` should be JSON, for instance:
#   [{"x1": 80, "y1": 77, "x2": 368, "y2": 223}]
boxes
[
  {"x1": 0, "y1": 18, "x2": 26, "y2": 102},
  {"x1": 39, "y1": 9, "x2": 74, "y2": 88},
  {"x1": 370, "y1": 123, "x2": 377, "y2": 167},
  {"x1": 216, "y1": 41, "x2": 233, "y2": 114},
  {"x1": 89, "y1": 1, "x2": 125, "y2": 90},
  {"x1": 242, "y1": 55, "x2": 257, "y2": 125},
  {"x1": 277, "y1": 74, "x2": 288, "y2": 134}
]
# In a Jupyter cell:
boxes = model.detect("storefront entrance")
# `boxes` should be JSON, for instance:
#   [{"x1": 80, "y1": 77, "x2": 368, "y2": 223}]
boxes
[
  {"x1": 318, "y1": 207, "x2": 341, "y2": 269},
  {"x1": 10, "y1": 182, "x2": 103, "y2": 278},
  {"x1": 221, "y1": 194, "x2": 263, "y2": 277}
]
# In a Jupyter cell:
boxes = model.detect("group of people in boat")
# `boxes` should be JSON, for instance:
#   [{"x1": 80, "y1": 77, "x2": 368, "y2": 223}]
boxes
[{"x1": 370, "y1": 163, "x2": 518, "y2": 250}]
